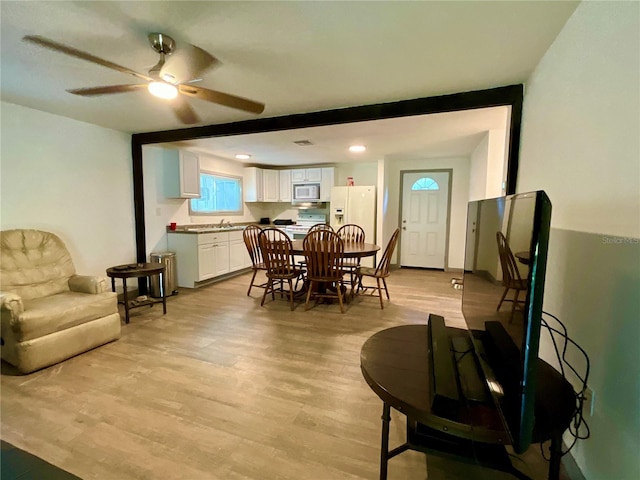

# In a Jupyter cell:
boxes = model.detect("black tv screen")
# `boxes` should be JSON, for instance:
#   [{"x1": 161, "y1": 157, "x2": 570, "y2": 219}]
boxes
[{"x1": 462, "y1": 190, "x2": 552, "y2": 453}]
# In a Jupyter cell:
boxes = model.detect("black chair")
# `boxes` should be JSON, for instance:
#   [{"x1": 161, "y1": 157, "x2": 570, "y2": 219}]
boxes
[{"x1": 496, "y1": 231, "x2": 527, "y2": 323}]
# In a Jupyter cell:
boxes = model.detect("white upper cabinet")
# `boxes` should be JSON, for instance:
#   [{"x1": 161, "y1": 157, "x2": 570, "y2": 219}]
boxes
[
  {"x1": 279, "y1": 169, "x2": 291, "y2": 202},
  {"x1": 243, "y1": 167, "x2": 264, "y2": 202},
  {"x1": 245, "y1": 166, "x2": 334, "y2": 202},
  {"x1": 291, "y1": 168, "x2": 322, "y2": 183},
  {"x1": 164, "y1": 150, "x2": 201, "y2": 198},
  {"x1": 320, "y1": 167, "x2": 335, "y2": 202},
  {"x1": 263, "y1": 169, "x2": 280, "y2": 202}
]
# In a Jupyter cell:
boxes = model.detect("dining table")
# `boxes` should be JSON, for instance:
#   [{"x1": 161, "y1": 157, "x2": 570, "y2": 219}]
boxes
[{"x1": 290, "y1": 240, "x2": 380, "y2": 259}]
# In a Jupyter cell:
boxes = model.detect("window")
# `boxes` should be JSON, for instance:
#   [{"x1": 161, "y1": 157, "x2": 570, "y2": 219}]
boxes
[
  {"x1": 411, "y1": 177, "x2": 440, "y2": 191},
  {"x1": 189, "y1": 171, "x2": 243, "y2": 216}
]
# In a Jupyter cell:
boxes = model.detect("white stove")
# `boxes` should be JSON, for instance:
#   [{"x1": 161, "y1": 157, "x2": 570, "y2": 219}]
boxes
[{"x1": 283, "y1": 214, "x2": 326, "y2": 239}]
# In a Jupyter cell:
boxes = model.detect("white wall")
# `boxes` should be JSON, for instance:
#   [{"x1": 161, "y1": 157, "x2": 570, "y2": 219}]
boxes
[
  {"x1": 0, "y1": 102, "x2": 135, "y2": 276},
  {"x1": 469, "y1": 127, "x2": 508, "y2": 202},
  {"x1": 383, "y1": 155, "x2": 470, "y2": 269},
  {"x1": 469, "y1": 133, "x2": 489, "y2": 201},
  {"x1": 518, "y1": 2, "x2": 639, "y2": 479},
  {"x1": 335, "y1": 161, "x2": 378, "y2": 187}
]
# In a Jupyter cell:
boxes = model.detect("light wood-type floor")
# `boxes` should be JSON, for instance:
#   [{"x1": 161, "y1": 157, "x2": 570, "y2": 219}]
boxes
[{"x1": 1, "y1": 269, "x2": 574, "y2": 480}]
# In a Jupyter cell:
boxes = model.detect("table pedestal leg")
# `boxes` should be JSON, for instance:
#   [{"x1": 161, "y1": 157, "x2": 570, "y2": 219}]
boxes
[
  {"x1": 122, "y1": 278, "x2": 130, "y2": 324},
  {"x1": 160, "y1": 272, "x2": 167, "y2": 314},
  {"x1": 548, "y1": 431, "x2": 562, "y2": 480},
  {"x1": 380, "y1": 402, "x2": 391, "y2": 480}
]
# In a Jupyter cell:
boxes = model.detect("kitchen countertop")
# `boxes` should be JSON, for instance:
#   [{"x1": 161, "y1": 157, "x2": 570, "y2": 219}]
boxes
[{"x1": 167, "y1": 224, "x2": 289, "y2": 234}]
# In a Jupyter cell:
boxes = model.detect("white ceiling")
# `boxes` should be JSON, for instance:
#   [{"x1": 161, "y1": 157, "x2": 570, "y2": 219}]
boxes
[
  {"x1": 1, "y1": 1, "x2": 578, "y2": 163},
  {"x1": 166, "y1": 105, "x2": 511, "y2": 166}
]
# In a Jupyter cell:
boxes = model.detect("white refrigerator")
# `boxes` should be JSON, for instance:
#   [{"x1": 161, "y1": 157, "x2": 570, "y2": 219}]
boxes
[{"x1": 330, "y1": 186, "x2": 376, "y2": 267}]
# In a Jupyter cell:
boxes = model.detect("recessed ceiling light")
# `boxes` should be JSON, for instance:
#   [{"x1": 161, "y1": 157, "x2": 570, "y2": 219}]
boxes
[
  {"x1": 147, "y1": 82, "x2": 178, "y2": 100},
  {"x1": 235, "y1": 154, "x2": 251, "y2": 160},
  {"x1": 349, "y1": 145, "x2": 366, "y2": 153}
]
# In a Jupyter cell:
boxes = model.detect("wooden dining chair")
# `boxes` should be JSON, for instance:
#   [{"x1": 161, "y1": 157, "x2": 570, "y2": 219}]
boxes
[
  {"x1": 496, "y1": 231, "x2": 528, "y2": 323},
  {"x1": 303, "y1": 230, "x2": 347, "y2": 313},
  {"x1": 336, "y1": 224, "x2": 366, "y2": 298},
  {"x1": 356, "y1": 228, "x2": 400, "y2": 309},
  {"x1": 258, "y1": 228, "x2": 305, "y2": 311},
  {"x1": 243, "y1": 225, "x2": 268, "y2": 296},
  {"x1": 307, "y1": 223, "x2": 334, "y2": 233},
  {"x1": 296, "y1": 223, "x2": 335, "y2": 273}
]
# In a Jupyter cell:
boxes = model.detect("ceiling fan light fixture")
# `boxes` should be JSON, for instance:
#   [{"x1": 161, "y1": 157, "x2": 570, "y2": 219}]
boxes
[
  {"x1": 148, "y1": 81, "x2": 178, "y2": 100},
  {"x1": 161, "y1": 72, "x2": 177, "y2": 84}
]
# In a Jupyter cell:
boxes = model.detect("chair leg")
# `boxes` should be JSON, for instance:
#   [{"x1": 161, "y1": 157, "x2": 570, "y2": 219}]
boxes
[
  {"x1": 509, "y1": 289, "x2": 521, "y2": 324},
  {"x1": 497, "y1": 287, "x2": 509, "y2": 311},
  {"x1": 288, "y1": 279, "x2": 295, "y2": 311},
  {"x1": 305, "y1": 281, "x2": 315, "y2": 311},
  {"x1": 336, "y1": 281, "x2": 345, "y2": 314},
  {"x1": 247, "y1": 268, "x2": 258, "y2": 296},
  {"x1": 376, "y1": 278, "x2": 384, "y2": 309},
  {"x1": 261, "y1": 279, "x2": 272, "y2": 306},
  {"x1": 382, "y1": 278, "x2": 390, "y2": 300}
]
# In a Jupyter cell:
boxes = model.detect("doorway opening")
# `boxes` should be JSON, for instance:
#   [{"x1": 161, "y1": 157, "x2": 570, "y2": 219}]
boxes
[{"x1": 399, "y1": 170, "x2": 452, "y2": 269}]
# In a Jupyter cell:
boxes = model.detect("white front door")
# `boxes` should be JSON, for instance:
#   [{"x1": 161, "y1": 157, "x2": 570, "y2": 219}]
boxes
[{"x1": 400, "y1": 171, "x2": 450, "y2": 269}]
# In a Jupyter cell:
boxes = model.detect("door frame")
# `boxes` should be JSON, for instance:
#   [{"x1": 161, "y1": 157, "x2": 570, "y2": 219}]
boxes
[{"x1": 398, "y1": 169, "x2": 453, "y2": 270}]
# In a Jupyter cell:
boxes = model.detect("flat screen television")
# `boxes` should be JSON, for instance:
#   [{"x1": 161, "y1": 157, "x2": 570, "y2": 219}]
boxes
[{"x1": 461, "y1": 190, "x2": 552, "y2": 453}]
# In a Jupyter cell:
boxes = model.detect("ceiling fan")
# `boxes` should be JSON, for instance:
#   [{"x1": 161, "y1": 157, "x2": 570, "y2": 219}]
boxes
[{"x1": 23, "y1": 33, "x2": 265, "y2": 125}]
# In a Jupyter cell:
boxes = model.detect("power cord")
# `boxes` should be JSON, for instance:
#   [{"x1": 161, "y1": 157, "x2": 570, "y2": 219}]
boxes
[{"x1": 539, "y1": 311, "x2": 591, "y2": 459}]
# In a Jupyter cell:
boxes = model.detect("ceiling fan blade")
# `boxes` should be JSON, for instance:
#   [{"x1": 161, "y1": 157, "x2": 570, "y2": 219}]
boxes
[
  {"x1": 67, "y1": 84, "x2": 148, "y2": 96},
  {"x1": 178, "y1": 84, "x2": 265, "y2": 114},
  {"x1": 23, "y1": 35, "x2": 153, "y2": 82},
  {"x1": 172, "y1": 97, "x2": 200, "y2": 125},
  {"x1": 160, "y1": 44, "x2": 220, "y2": 85}
]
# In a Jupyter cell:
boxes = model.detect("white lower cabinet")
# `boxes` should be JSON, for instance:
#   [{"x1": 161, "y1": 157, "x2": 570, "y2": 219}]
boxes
[
  {"x1": 198, "y1": 243, "x2": 216, "y2": 280},
  {"x1": 168, "y1": 230, "x2": 250, "y2": 288}
]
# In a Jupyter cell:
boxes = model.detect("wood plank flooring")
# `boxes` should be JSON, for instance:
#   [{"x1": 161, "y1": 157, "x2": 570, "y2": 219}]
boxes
[{"x1": 1, "y1": 269, "x2": 573, "y2": 480}]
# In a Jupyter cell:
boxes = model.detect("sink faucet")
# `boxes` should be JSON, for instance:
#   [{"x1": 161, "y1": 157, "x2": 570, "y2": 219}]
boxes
[{"x1": 218, "y1": 218, "x2": 226, "y2": 227}]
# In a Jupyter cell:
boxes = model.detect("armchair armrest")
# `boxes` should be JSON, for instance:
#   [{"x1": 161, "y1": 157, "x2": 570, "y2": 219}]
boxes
[
  {"x1": 68, "y1": 275, "x2": 109, "y2": 294},
  {"x1": 0, "y1": 291, "x2": 24, "y2": 318}
]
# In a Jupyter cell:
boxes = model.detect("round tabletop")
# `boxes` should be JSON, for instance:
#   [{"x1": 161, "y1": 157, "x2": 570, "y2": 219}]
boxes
[
  {"x1": 290, "y1": 241, "x2": 380, "y2": 258},
  {"x1": 361, "y1": 324, "x2": 576, "y2": 445},
  {"x1": 106, "y1": 262, "x2": 165, "y2": 279}
]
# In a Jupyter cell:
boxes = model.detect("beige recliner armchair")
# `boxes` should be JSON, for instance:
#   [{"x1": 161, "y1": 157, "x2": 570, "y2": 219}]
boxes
[{"x1": 0, "y1": 229, "x2": 121, "y2": 374}]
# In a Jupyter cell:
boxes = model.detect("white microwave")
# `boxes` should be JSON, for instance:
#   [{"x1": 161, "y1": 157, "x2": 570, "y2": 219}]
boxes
[{"x1": 292, "y1": 182, "x2": 321, "y2": 203}]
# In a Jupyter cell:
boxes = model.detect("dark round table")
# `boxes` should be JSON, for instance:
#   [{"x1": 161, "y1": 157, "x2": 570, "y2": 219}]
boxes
[
  {"x1": 290, "y1": 240, "x2": 380, "y2": 258},
  {"x1": 106, "y1": 263, "x2": 166, "y2": 324}
]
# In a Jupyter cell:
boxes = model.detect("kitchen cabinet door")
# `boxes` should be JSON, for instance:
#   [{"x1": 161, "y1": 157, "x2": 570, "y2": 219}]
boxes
[
  {"x1": 306, "y1": 168, "x2": 322, "y2": 182},
  {"x1": 213, "y1": 243, "x2": 230, "y2": 277},
  {"x1": 320, "y1": 167, "x2": 335, "y2": 201},
  {"x1": 291, "y1": 169, "x2": 306, "y2": 183},
  {"x1": 291, "y1": 168, "x2": 322, "y2": 182},
  {"x1": 279, "y1": 169, "x2": 291, "y2": 202},
  {"x1": 263, "y1": 169, "x2": 280, "y2": 202},
  {"x1": 244, "y1": 167, "x2": 264, "y2": 202},
  {"x1": 229, "y1": 239, "x2": 249, "y2": 271},
  {"x1": 164, "y1": 150, "x2": 201, "y2": 198},
  {"x1": 198, "y1": 243, "x2": 216, "y2": 280}
]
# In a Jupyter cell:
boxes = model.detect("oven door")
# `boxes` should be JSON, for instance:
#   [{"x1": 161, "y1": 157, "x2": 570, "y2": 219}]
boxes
[{"x1": 292, "y1": 183, "x2": 321, "y2": 203}]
